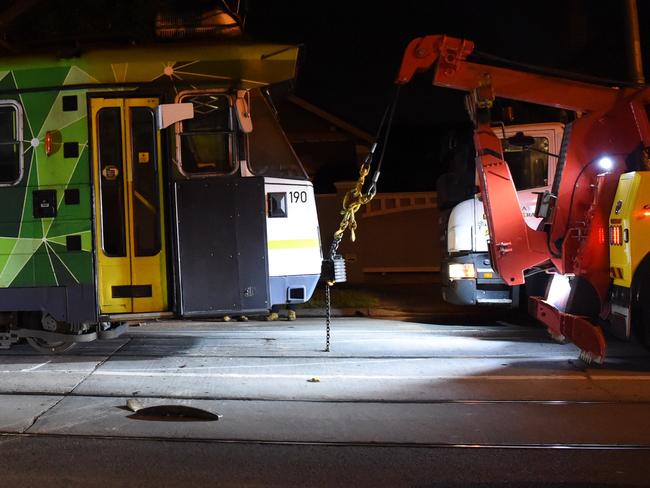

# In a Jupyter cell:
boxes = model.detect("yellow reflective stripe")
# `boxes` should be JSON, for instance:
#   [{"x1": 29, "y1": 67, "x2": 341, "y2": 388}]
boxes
[{"x1": 268, "y1": 239, "x2": 319, "y2": 250}]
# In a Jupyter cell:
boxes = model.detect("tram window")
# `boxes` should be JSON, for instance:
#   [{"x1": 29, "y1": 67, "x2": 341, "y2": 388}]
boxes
[
  {"x1": 177, "y1": 93, "x2": 235, "y2": 175},
  {"x1": 0, "y1": 101, "x2": 23, "y2": 185},
  {"x1": 247, "y1": 91, "x2": 308, "y2": 179},
  {"x1": 97, "y1": 107, "x2": 127, "y2": 257},
  {"x1": 131, "y1": 107, "x2": 161, "y2": 257}
]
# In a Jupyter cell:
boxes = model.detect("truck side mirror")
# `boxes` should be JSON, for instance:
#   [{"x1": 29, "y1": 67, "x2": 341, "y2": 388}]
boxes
[
  {"x1": 156, "y1": 103, "x2": 194, "y2": 130},
  {"x1": 506, "y1": 131, "x2": 535, "y2": 148}
]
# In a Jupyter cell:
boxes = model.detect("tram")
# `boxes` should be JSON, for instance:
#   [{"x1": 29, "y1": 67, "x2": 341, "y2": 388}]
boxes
[{"x1": 0, "y1": 41, "x2": 322, "y2": 352}]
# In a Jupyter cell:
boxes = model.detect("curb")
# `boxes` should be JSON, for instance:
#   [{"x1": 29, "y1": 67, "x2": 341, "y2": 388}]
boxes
[{"x1": 297, "y1": 307, "x2": 477, "y2": 318}]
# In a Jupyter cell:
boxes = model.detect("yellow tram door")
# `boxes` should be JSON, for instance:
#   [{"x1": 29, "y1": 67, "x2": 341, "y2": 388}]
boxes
[{"x1": 90, "y1": 98, "x2": 168, "y2": 314}]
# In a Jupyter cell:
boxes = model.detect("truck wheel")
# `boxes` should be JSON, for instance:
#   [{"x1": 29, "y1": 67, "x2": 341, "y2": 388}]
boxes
[{"x1": 632, "y1": 259, "x2": 650, "y2": 348}]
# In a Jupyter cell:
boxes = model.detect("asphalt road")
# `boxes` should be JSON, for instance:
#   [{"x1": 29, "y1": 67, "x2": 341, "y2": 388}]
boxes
[{"x1": 1, "y1": 317, "x2": 649, "y2": 487}]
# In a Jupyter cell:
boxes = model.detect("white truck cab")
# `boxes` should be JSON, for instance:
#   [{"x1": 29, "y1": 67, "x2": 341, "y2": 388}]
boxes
[{"x1": 441, "y1": 123, "x2": 564, "y2": 306}]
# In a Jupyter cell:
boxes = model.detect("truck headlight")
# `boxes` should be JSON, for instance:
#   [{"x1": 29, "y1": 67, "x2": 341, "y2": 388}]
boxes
[{"x1": 448, "y1": 263, "x2": 476, "y2": 279}]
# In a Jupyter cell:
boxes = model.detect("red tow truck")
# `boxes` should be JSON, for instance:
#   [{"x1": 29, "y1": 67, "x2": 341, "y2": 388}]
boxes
[{"x1": 396, "y1": 35, "x2": 650, "y2": 362}]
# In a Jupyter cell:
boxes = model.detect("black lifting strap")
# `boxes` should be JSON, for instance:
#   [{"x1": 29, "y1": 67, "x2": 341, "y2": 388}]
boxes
[{"x1": 322, "y1": 85, "x2": 401, "y2": 352}]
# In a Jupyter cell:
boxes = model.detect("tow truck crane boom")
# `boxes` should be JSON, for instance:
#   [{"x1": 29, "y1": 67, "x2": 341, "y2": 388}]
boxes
[
  {"x1": 395, "y1": 35, "x2": 650, "y2": 361},
  {"x1": 396, "y1": 36, "x2": 630, "y2": 112}
]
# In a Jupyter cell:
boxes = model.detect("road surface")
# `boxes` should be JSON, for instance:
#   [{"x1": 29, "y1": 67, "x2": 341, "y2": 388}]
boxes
[{"x1": 1, "y1": 317, "x2": 649, "y2": 486}]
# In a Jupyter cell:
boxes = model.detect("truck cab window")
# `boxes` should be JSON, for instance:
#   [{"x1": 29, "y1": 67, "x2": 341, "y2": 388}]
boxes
[
  {"x1": 502, "y1": 136, "x2": 549, "y2": 190},
  {"x1": 177, "y1": 93, "x2": 235, "y2": 176},
  {"x1": 0, "y1": 101, "x2": 23, "y2": 185}
]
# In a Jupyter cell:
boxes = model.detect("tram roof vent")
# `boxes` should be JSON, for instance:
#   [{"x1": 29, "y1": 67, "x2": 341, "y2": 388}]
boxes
[{"x1": 155, "y1": 7, "x2": 242, "y2": 39}]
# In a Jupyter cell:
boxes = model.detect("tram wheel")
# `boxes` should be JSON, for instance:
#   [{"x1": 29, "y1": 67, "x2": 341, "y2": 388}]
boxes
[{"x1": 25, "y1": 336, "x2": 76, "y2": 354}]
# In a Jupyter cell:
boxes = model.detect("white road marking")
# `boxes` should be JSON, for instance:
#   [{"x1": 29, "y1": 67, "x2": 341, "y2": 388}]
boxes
[
  {"x1": 0, "y1": 364, "x2": 648, "y2": 382},
  {"x1": 82, "y1": 371, "x2": 650, "y2": 381},
  {"x1": 19, "y1": 361, "x2": 51, "y2": 372},
  {"x1": 155, "y1": 358, "x2": 424, "y2": 371}
]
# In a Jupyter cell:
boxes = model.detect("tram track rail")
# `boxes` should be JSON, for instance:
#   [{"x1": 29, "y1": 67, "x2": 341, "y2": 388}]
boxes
[
  {"x1": 2, "y1": 391, "x2": 650, "y2": 406},
  {"x1": 1, "y1": 430, "x2": 650, "y2": 451}
]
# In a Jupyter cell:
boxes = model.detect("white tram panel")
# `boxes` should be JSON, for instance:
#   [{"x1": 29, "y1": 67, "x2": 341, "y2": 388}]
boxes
[{"x1": 264, "y1": 177, "x2": 322, "y2": 305}]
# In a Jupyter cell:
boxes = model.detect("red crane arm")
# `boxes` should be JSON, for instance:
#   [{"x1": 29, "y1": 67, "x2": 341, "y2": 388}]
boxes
[
  {"x1": 472, "y1": 125, "x2": 550, "y2": 284},
  {"x1": 394, "y1": 34, "x2": 647, "y2": 284},
  {"x1": 396, "y1": 35, "x2": 629, "y2": 113},
  {"x1": 395, "y1": 34, "x2": 650, "y2": 360}
]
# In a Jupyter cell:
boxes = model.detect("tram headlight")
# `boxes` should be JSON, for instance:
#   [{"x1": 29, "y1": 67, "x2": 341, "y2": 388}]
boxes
[{"x1": 448, "y1": 263, "x2": 476, "y2": 280}]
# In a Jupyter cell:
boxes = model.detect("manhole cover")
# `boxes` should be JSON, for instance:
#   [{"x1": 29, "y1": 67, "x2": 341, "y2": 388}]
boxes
[{"x1": 121, "y1": 400, "x2": 222, "y2": 422}]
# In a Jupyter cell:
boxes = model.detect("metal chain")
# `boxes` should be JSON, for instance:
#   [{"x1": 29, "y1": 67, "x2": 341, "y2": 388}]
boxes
[
  {"x1": 324, "y1": 282, "x2": 331, "y2": 352},
  {"x1": 328, "y1": 86, "x2": 401, "y2": 254},
  {"x1": 322, "y1": 85, "x2": 401, "y2": 354},
  {"x1": 330, "y1": 155, "x2": 375, "y2": 248}
]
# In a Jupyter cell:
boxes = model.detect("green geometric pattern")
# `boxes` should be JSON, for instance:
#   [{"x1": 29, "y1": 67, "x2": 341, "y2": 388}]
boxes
[
  {"x1": 0, "y1": 41, "x2": 299, "y2": 289},
  {"x1": 0, "y1": 68, "x2": 92, "y2": 287}
]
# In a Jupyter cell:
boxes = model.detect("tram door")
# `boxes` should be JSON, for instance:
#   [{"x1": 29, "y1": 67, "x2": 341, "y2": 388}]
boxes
[{"x1": 90, "y1": 98, "x2": 168, "y2": 314}]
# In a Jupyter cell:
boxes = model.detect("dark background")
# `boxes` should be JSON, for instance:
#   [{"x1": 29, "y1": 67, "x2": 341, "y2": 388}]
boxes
[
  {"x1": 246, "y1": 1, "x2": 647, "y2": 129},
  {"x1": 3, "y1": 0, "x2": 648, "y2": 191},
  {"x1": 244, "y1": 0, "x2": 650, "y2": 191}
]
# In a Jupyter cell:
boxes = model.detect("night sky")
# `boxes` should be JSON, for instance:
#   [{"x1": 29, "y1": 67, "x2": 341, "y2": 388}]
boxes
[
  {"x1": 245, "y1": 1, "x2": 650, "y2": 191},
  {"x1": 247, "y1": 1, "x2": 648, "y2": 129},
  {"x1": 4, "y1": 1, "x2": 648, "y2": 191}
]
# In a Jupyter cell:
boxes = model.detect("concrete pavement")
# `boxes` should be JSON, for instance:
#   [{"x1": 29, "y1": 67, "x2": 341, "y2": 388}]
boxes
[
  {"x1": 1, "y1": 318, "x2": 650, "y2": 486},
  {"x1": 0, "y1": 320, "x2": 649, "y2": 437}
]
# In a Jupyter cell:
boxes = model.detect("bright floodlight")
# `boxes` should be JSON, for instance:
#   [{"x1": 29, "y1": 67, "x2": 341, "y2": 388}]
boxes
[
  {"x1": 597, "y1": 156, "x2": 614, "y2": 171},
  {"x1": 546, "y1": 273, "x2": 571, "y2": 309}
]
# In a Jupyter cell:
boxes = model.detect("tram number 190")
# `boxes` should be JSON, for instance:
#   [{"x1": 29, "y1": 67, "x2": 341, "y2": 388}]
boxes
[{"x1": 289, "y1": 191, "x2": 308, "y2": 204}]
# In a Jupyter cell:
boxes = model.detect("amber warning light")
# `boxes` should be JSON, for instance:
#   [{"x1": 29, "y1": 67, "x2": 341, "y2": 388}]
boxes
[
  {"x1": 610, "y1": 224, "x2": 623, "y2": 246},
  {"x1": 44, "y1": 130, "x2": 61, "y2": 156},
  {"x1": 45, "y1": 131, "x2": 56, "y2": 156}
]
